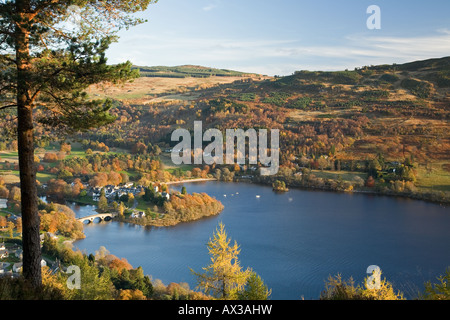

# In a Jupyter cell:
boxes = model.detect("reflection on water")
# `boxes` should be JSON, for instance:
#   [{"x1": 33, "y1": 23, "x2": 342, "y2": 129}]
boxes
[{"x1": 72, "y1": 182, "x2": 450, "y2": 299}]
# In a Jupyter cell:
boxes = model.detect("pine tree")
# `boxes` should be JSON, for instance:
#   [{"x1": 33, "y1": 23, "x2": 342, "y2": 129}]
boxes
[
  {"x1": 237, "y1": 271, "x2": 271, "y2": 300},
  {"x1": 0, "y1": 0, "x2": 156, "y2": 288},
  {"x1": 191, "y1": 222, "x2": 250, "y2": 299}
]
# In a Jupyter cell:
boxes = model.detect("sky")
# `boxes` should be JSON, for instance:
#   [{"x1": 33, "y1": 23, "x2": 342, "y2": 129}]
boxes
[{"x1": 105, "y1": 0, "x2": 450, "y2": 76}]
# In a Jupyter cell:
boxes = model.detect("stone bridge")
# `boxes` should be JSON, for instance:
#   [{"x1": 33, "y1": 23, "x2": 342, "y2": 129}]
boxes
[{"x1": 77, "y1": 212, "x2": 118, "y2": 224}]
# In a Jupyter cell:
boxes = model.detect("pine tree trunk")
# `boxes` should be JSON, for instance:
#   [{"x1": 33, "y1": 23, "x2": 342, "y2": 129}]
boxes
[{"x1": 15, "y1": 0, "x2": 42, "y2": 288}]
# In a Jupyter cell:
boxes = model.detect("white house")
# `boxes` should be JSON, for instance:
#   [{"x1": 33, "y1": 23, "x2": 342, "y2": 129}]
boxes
[
  {"x1": 12, "y1": 262, "x2": 22, "y2": 273},
  {"x1": 11, "y1": 260, "x2": 45, "y2": 273},
  {"x1": 161, "y1": 192, "x2": 170, "y2": 200},
  {"x1": 131, "y1": 211, "x2": 146, "y2": 219}
]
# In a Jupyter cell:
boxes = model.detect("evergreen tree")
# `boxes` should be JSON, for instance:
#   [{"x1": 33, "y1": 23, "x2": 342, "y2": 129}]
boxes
[
  {"x1": 237, "y1": 271, "x2": 271, "y2": 300},
  {"x1": 421, "y1": 268, "x2": 450, "y2": 300},
  {"x1": 0, "y1": 0, "x2": 156, "y2": 287}
]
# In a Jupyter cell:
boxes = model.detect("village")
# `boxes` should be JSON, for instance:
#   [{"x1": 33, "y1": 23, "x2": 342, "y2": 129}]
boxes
[
  {"x1": 0, "y1": 181, "x2": 175, "y2": 277},
  {"x1": 89, "y1": 182, "x2": 171, "y2": 219},
  {"x1": 89, "y1": 182, "x2": 170, "y2": 203},
  {"x1": 0, "y1": 233, "x2": 58, "y2": 278}
]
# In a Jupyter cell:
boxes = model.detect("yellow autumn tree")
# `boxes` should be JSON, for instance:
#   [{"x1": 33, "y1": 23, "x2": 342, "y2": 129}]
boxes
[
  {"x1": 360, "y1": 268, "x2": 405, "y2": 300},
  {"x1": 191, "y1": 222, "x2": 250, "y2": 299}
]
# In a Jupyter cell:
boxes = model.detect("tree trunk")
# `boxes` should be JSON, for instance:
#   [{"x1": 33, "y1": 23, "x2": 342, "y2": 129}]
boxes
[{"x1": 15, "y1": 0, "x2": 42, "y2": 288}]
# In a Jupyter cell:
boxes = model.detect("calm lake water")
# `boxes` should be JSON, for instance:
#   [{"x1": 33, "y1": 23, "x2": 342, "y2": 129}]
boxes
[{"x1": 72, "y1": 181, "x2": 450, "y2": 300}]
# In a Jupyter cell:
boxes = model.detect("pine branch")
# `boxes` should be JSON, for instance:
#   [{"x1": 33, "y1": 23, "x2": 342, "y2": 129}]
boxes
[{"x1": 0, "y1": 104, "x2": 17, "y2": 111}]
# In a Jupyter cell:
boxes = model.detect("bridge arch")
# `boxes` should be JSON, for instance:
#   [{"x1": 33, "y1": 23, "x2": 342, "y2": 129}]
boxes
[{"x1": 78, "y1": 213, "x2": 117, "y2": 224}]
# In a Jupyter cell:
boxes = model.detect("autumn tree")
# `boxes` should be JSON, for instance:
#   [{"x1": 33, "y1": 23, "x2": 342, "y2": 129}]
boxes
[
  {"x1": 98, "y1": 193, "x2": 108, "y2": 212},
  {"x1": 0, "y1": 0, "x2": 156, "y2": 288},
  {"x1": 191, "y1": 222, "x2": 250, "y2": 299},
  {"x1": 7, "y1": 221, "x2": 15, "y2": 238},
  {"x1": 16, "y1": 217, "x2": 22, "y2": 236},
  {"x1": 0, "y1": 185, "x2": 9, "y2": 199},
  {"x1": 118, "y1": 201, "x2": 125, "y2": 217},
  {"x1": 8, "y1": 186, "x2": 21, "y2": 202},
  {"x1": 320, "y1": 270, "x2": 404, "y2": 300}
]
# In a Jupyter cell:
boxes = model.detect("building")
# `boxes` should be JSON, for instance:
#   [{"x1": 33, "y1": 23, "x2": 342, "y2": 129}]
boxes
[
  {"x1": 12, "y1": 262, "x2": 22, "y2": 273},
  {"x1": 15, "y1": 249, "x2": 23, "y2": 259},
  {"x1": 161, "y1": 192, "x2": 170, "y2": 200},
  {"x1": 0, "y1": 198, "x2": 7, "y2": 209},
  {"x1": 131, "y1": 211, "x2": 146, "y2": 219}
]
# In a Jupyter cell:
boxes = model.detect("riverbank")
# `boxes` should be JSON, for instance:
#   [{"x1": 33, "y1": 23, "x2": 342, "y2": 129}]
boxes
[
  {"x1": 164, "y1": 178, "x2": 216, "y2": 185},
  {"x1": 236, "y1": 175, "x2": 450, "y2": 207}
]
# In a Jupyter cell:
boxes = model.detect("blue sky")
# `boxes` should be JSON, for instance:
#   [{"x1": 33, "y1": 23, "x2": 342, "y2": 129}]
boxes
[{"x1": 106, "y1": 0, "x2": 450, "y2": 76}]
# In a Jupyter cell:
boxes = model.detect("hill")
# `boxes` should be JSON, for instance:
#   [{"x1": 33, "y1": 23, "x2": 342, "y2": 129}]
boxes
[
  {"x1": 133, "y1": 65, "x2": 259, "y2": 78},
  {"x1": 88, "y1": 56, "x2": 449, "y2": 198},
  {"x1": 1, "y1": 56, "x2": 449, "y2": 203}
]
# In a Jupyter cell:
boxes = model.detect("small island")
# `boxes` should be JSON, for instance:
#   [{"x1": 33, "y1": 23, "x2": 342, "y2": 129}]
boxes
[{"x1": 272, "y1": 180, "x2": 289, "y2": 192}]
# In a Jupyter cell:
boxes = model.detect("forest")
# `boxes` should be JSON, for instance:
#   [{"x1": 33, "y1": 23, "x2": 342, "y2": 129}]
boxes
[
  {"x1": 1, "y1": 55, "x2": 450, "y2": 300},
  {"x1": 1, "y1": 57, "x2": 450, "y2": 206}
]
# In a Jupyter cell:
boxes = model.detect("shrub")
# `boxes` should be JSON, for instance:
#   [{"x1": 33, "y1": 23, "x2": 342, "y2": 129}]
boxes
[
  {"x1": 421, "y1": 268, "x2": 450, "y2": 300},
  {"x1": 401, "y1": 78, "x2": 432, "y2": 98}
]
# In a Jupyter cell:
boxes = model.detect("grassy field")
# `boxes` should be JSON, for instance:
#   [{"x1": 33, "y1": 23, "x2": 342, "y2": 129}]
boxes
[
  {"x1": 311, "y1": 170, "x2": 367, "y2": 181},
  {"x1": 160, "y1": 153, "x2": 194, "y2": 172},
  {"x1": 415, "y1": 162, "x2": 450, "y2": 192},
  {"x1": 36, "y1": 172, "x2": 57, "y2": 183},
  {"x1": 86, "y1": 75, "x2": 267, "y2": 102}
]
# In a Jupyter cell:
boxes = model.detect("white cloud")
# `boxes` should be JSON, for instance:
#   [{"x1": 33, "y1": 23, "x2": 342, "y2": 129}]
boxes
[
  {"x1": 203, "y1": 4, "x2": 216, "y2": 11},
  {"x1": 202, "y1": 0, "x2": 220, "y2": 12},
  {"x1": 437, "y1": 28, "x2": 450, "y2": 35},
  {"x1": 107, "y1": 31, "x2": 450, "y2": 76}
]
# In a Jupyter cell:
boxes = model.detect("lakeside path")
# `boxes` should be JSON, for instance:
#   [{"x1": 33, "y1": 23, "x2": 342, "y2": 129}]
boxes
[{"x1": 164, "y1": 178, "x2": 216, "y2": 185}]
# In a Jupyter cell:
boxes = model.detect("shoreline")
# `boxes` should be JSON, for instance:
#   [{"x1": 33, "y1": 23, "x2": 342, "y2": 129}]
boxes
[
  {"x1": 239, "y1": 177, "x2": 450, "y2": 207},
  {"x1": 164, "y1": 178, "x2": 217, "y2": 185}
]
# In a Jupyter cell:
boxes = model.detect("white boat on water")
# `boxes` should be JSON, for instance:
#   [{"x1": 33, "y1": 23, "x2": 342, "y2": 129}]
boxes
[{"x1": 256, "y1": 195, "x2": 260, "y2": 198}]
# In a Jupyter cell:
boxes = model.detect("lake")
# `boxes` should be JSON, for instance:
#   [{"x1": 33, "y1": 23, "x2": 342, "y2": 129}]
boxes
[{"x1": 72, "y1": 181, "x2": 450, "y2": 300}]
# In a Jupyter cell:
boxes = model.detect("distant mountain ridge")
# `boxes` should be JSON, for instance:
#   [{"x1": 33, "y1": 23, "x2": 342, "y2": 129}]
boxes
[{"x1": 132, "y1": 65, "x2": 259, "y2": 79}]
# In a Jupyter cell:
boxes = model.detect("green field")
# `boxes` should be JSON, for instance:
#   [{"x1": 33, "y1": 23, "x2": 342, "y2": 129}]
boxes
[
  {"x1": 36, "y1": 172, "x2": 57, "y2": 183},
  {"x1": 415, "y1": 163, "x2": 450, "y2": 192},
  {"x1": 311, "y1": 170, "x2": 368, "y2": 181}
]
